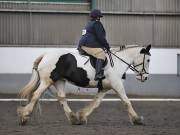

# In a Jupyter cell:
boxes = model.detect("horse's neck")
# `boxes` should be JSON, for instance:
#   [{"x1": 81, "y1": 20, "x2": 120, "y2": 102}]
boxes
[
  {"x1": 114, "y1": 47, "x2": 141, "y2": 72},
  {"x1": 125, "y1": 47, "x2": 141, "y2": 62}
]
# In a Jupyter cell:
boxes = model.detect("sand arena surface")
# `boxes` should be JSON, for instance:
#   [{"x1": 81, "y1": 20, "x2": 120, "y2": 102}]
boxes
[{"x1": 0, "y1": 101, "x2": 180, "y2": 135}]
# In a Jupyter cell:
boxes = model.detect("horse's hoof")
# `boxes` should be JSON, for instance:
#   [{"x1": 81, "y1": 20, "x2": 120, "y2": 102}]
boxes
[
  {"x1": 19, "y1": 116, "x2": 29, "y2": 126},
  {"x1": 79, "y1": 116, "x2": 87, "y2": 125},
  {"x1": 132, "y1": 116, "x2": 144, "y2": 125},
  {"x1": 17, "y1": 106, "x2": 29, "y2": 126},
  {"x1": 77, "y1": 111, "x2": 87, "y2": 125},
  {"x1": 69, "y1": 112, "x2": 80, "y2": 125}
]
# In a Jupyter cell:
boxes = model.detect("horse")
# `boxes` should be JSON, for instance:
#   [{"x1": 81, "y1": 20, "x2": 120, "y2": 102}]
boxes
[{"x1": 17, "y1": 44, "x2": 151, "y2": 125}]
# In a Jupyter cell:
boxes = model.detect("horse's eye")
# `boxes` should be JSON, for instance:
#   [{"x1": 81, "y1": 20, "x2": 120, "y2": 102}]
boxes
[{"x1": 147, "y1": 59, "x2": 150, "y2": 62}]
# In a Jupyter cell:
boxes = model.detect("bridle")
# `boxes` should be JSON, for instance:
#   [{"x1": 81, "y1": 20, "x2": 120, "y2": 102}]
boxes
[
  {"x1": 133, "y1": 54, "x2": 149, "y2": 78},
  {"x1": 108, "y1": 50, "x2": 149, "y2": 79}
]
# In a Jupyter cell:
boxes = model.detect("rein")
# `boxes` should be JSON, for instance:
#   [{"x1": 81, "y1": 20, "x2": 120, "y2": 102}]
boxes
[
  {"x1": 108, "y1": 50, "x2": 149, "y2": 75},
  {"x1": 82, "y1": 46, "x2": 149, "y2": 76},
  {"x1": 109, "y1": 51, "x2": 139, "y2": 73}
]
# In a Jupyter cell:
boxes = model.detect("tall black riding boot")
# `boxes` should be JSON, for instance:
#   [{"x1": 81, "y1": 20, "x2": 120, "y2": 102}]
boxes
[{"x1": 94, "y1": 59, "x2": 105, "y2": 81}]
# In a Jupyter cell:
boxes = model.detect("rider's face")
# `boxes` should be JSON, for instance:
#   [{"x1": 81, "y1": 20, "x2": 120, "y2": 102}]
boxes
[{"x1": 96, "y1": 17, "x2": 100, "y2": 21}]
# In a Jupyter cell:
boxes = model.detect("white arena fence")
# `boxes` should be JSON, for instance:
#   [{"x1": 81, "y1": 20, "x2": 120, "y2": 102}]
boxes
[{"x1": 0, "y1": 98, "x2": 180, "y2": 102}]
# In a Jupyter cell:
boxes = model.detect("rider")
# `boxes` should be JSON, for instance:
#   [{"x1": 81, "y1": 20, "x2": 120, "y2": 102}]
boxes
[{"x1": 78, "y1": 9, "x2": 110, "y2": 81}]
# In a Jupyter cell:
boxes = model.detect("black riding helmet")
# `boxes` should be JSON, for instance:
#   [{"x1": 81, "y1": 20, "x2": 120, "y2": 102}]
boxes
[{"x1": 90, "y1": 9, "x2": 103, "y2": 18}]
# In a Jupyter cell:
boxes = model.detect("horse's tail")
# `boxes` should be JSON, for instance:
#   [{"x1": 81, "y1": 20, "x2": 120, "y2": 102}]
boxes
[{"x1": 19, "y1": 54, "x2": 44, "y2": 99}]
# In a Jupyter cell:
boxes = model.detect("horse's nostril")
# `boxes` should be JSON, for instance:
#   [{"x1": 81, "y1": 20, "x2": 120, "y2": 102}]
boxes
[{"x1": 145, "y1": 77, "x2": 147, "y2": 80}]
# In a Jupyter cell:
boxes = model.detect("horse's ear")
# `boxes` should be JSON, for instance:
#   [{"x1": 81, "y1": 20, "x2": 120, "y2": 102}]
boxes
[
  {"x1": 140, "y1": 45, "x2": 151, "y2": 56},
  {"x1": 140, "y1": 48, "x2": 147, "y2": 54},
  {"x1": 146, "y1": 44, "x2": 151, "y2": 52}
]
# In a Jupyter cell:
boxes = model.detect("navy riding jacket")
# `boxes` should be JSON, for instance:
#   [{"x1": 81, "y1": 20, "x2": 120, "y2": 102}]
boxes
[{"x1": 78, "y1": 19, "x2": 110, "y2": 50}]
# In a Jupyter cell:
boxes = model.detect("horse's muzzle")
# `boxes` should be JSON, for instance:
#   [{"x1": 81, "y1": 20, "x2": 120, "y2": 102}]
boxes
[{"x1": 136, "y1": 74, "x2": 148, "y2": 82}]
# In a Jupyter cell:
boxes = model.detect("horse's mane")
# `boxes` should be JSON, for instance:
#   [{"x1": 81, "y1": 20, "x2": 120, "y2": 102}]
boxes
[{"x1": 111, "y1": 44, "x2": 141, "y2": 53}]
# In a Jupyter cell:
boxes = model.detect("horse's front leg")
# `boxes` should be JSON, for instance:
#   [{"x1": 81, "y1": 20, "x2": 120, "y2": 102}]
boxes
[
  {"x1": 76, "y1": 90, "x2": 107, "y2": 125},
  {"x1": 110, "y1": 77, "x2": 144, "y2": 125}
]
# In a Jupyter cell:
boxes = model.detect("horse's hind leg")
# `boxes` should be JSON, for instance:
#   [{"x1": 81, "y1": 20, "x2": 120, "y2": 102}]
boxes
[
  {"x1": 17, "y1": 80, "x2": 51, "y2": 125},
  {"x1": 76, "y1": 90, "x2": 107, "y2": 125},
  {"x1": 54, "y1": 80, "x2": 79, "y2": 125},
  {"x1": 111, "y1": 79, "x2": 144, "y2": 125}
]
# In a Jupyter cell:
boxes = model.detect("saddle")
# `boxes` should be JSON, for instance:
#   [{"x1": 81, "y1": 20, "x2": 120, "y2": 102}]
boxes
[{"x1": 78, "y1": 48, "x2": 108, "y2": 68}]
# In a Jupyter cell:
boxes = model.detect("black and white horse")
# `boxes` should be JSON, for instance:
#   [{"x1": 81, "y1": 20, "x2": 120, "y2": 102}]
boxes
[{"x1": 17, "y1": 44, "x2": 151, "y2": 125}]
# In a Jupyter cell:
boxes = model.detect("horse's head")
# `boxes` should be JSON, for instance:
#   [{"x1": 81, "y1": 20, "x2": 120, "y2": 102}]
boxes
[{"x1": 132, "y1": 44, "x2": 151, "y2": 82}]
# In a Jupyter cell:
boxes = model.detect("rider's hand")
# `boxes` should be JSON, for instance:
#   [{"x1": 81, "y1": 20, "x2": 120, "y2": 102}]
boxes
[
  {"x1": 105, "y1": 46, "x2": 110, "y2": 52},
  {"x1": 104, "y1": 47, "x2": 110, "y2": 53}
]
